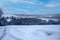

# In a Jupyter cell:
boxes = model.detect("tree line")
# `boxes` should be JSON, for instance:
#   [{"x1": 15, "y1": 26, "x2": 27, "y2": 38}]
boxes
[{"x1": 0, "y1": 16, "x2": 60, "y2": 26}]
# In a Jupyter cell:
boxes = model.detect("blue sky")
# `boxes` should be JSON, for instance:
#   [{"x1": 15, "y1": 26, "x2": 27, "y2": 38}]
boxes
[{"x1": 0, "y1": 0, "x2": 60, "y2": 14}]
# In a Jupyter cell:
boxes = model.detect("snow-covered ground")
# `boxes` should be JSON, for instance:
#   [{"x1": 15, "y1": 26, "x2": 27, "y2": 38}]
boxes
[{"x1": 0, "y1": 25, "x2": 60, "y2": 40}]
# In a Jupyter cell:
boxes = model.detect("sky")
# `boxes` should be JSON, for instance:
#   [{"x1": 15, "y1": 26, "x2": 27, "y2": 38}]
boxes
[{"x1": 0, "y1": 0, "x2": 60, "y2": 14}]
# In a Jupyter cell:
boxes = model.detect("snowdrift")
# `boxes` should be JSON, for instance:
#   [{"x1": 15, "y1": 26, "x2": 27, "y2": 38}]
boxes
[{"x1": 0, "y1": 25, "x2": 60, "y2": 40}]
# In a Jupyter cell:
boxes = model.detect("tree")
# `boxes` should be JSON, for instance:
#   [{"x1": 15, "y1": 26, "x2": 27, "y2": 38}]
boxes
[
  {"x1": 0, "y1": 17, "x2": 7, "y2": 26},
  {"x1": 0, "y1": 8, "x2": 3, "y2": 17}
]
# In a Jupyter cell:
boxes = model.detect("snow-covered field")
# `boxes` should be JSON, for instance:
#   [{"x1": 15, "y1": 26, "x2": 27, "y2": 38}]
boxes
[{"x1": 0, "y1": 25, "x2": 60, "y2": 40}]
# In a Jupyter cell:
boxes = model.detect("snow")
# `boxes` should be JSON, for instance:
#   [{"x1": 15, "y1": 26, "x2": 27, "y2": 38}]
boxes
[
  {"x1": 0, "y1": 25, "x2": 60, "y2": 40},
  {"x1": 38, "y1": 18, "x2": 58, "y2": 22},
  {"x1": 6, "y1": 19, "x2": 12, "y2": 22},
  {"x1": 0, "y1": 27, "x2": 6, "y2": 38},
  {"x1": 2, "y1": 15, "x2": 13, "y2": 17},
  {"x1": 2, "y1": 14, "x2": 18, "y2": 18}
]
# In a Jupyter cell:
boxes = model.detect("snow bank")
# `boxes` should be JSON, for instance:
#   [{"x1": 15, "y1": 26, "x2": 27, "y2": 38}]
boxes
[{"x1": 3, "y1": 25, "x2": 60, "y2": 40}]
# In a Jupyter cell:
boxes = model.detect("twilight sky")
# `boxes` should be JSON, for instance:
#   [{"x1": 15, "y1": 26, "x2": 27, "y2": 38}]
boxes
[{"x1": 0, "y1": 0, "x2": 60, "y2": 14}]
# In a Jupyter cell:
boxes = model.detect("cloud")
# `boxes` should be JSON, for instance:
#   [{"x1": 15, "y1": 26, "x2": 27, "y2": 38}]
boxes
[
  {"x1": 3, "y1": 9, "x2": 30, "y2": 14},
  {"x1": 7, "y1": 0, "x2": 36, "y2": 5},
  {"x1": 8, "y1": 0, "x2": 22, "y2": 3},
  {"x1": 24, "y1": 1, "x2": 36, "y2": 5},
  {"x1": 44, "y1": 2, "x2": 58, "y2": 8}
]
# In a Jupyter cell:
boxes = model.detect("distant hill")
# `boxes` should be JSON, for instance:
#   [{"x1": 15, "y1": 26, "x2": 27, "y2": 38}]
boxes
[{"x1": 14, "y1": 14, "x2": 60, "y2": 19}]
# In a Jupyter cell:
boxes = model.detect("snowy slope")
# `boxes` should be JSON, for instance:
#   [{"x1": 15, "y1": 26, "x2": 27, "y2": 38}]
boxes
[{"x1": 1, "y1": 25, "x2": 60, "y2": 40}]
